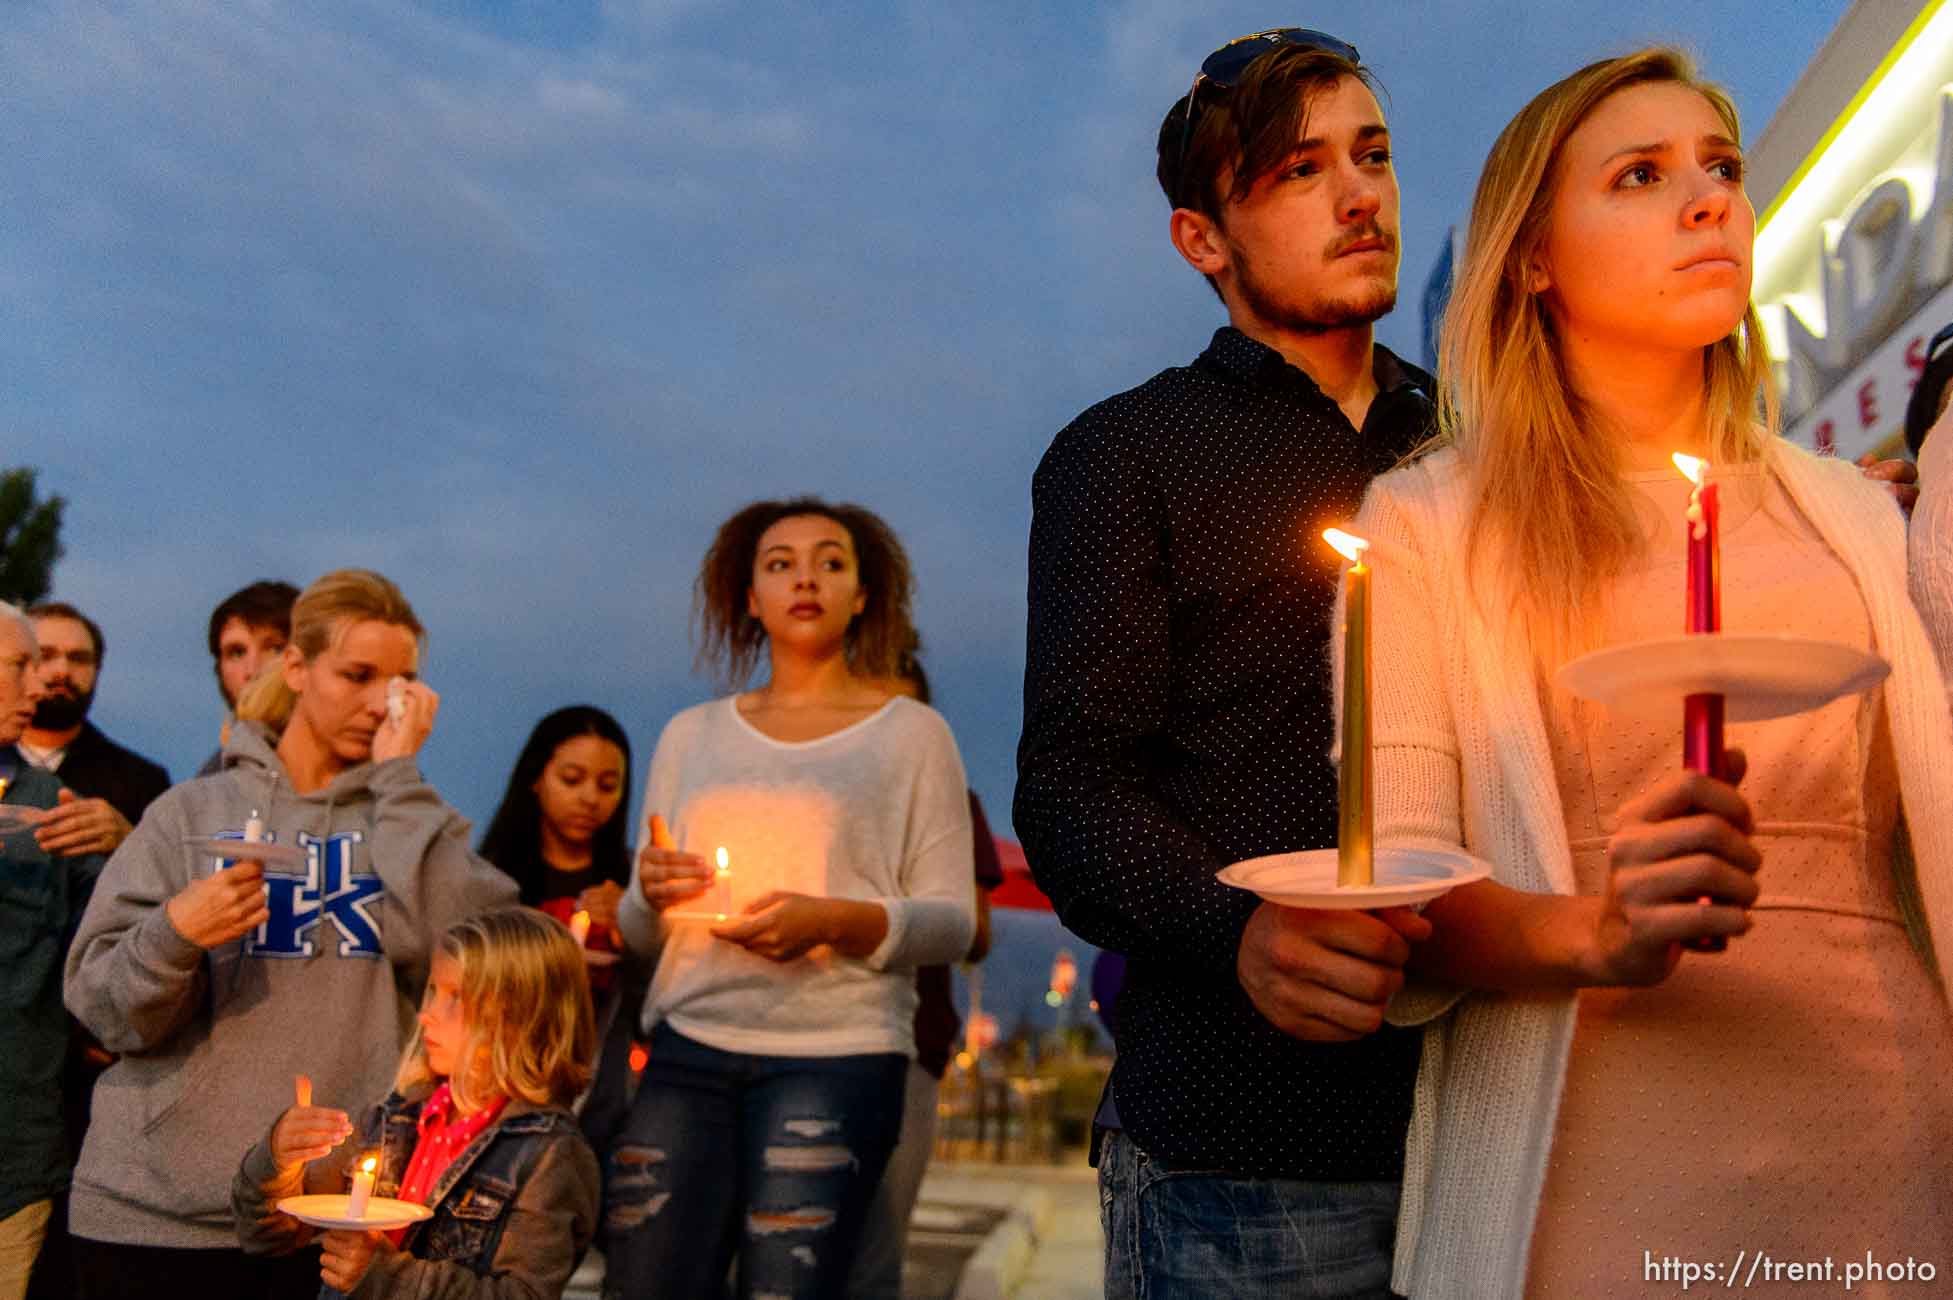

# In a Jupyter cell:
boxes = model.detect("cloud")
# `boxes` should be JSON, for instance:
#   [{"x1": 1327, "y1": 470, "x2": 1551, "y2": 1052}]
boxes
[{"x1": 0, "y1": 0, "x2": 1856, "y2": 833}]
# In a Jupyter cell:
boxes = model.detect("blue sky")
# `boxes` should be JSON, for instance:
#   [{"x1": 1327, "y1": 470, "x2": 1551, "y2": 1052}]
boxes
[{"x1": 4, "y1": 0, "x2": 1854, "y2": 841}]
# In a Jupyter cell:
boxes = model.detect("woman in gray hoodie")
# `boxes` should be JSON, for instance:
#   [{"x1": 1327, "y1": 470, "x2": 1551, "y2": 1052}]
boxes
[{"x1": 60, "y1": 569, "x2": 516, "y2": 1300}]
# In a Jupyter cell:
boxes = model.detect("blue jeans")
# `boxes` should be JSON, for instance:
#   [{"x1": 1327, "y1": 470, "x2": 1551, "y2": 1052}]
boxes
[
  {"x1": 1099, "y1": 1129, "x2": 1401, "y2": 1300},
  {"x1": 602, "y1": 1025, "x2": 905, "y2": 1300}
]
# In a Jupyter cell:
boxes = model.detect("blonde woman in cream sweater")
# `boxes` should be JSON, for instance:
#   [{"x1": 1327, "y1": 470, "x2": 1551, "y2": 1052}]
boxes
[{"x1": 1349, "y1": 51, "x2": 1953, "y2": 1299}]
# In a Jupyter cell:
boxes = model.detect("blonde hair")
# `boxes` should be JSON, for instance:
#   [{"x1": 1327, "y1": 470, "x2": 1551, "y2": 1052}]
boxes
[
  {"x1": 234, "y1": 569, "x2": 425, "y2": 736},
  {"x1": 1433, "y1": 47, "x2": 1778, "y2": 655},
  {"x1": 395, "y1": 908, "x2": 597, "y2": 1112}
]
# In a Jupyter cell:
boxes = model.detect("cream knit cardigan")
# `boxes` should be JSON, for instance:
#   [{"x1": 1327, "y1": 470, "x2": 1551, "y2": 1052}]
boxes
[{"x1": 1343, "y1": 440, "x2": 1953, "y2": 1299}]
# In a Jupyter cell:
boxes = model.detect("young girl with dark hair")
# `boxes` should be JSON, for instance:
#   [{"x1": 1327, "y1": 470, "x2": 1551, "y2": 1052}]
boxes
[
  {"x1": 605, "y1": 498, "x2": 975, "y2": 1300},
  {"x1": 477, "y1": 707, "x2": 639, "y2": 1155},
  {"x1": 477, "y1": 706, "x2": 632, "y2": 948}
]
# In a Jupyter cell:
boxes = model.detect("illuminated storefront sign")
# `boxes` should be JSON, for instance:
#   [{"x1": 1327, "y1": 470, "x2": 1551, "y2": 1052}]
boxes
[
  {"x1": 1787, "y1": 281, "x2": 1951, "y2": 456},
  {"x1": 1755, "y1": 0, "x2": 1953, "y2": 457}
]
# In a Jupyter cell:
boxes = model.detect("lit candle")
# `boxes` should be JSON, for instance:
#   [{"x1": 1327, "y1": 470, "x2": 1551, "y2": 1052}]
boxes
[
  {"x1": 347, "y1": 1155, "x2": 377, "y2": 1220},
  {"x1": 569, "y1": 910, "x2": 591, "y2": 948},
  {"x1": 1673, "y1": 453, "x2": 1727, "y2": 954},
  {"x1": 1671, "y1": 454, "x2": 1725, "y2": 778},
  {"x1": 1323, "y1": 528, "x2": 1373, "y2": 887},
  {"x1": 714, "y1": 847, "x2": 732, "y2": 921},
  {"x1": 244, "y1": 808, "x2": 264, "y2": 844}
]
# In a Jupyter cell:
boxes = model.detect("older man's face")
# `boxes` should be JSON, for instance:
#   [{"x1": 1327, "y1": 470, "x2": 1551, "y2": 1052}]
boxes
[{"x1": 0, "y1": 621, "x2": 43, "y2": 747}]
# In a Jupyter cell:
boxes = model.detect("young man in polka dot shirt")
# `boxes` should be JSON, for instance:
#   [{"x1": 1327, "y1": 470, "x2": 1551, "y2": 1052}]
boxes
[{"x1": 1017, "y1": 31, "x2": 1434, "y2": 1299}]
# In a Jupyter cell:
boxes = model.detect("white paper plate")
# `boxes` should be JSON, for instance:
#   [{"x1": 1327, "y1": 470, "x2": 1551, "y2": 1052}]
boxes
[
  {"x1": 0, "y1": 805, "x2": 40, "y2": 831},
  {"x1": 1554, "y1": 634, "x2": 1889, "y2": 722},
  {"x1": 277, "y1": 1194, "x2": 432, "y2": 1231},
  {"x1": 664, "y1": 910, "x2": 732, "y2": 923},
  {"x1": 1217, "y1": 846, "x2": 1488, "y2": 909},
  {"x1": 581, "y1": 948, "x2": 621, "y2": 967},
  {"x1": 184, "y1": 836, "x2": 307, "y2": 867}
]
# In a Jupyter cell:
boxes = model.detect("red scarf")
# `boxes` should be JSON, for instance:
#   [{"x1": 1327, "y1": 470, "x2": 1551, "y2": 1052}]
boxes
[{"x1": 388, "y1": 1083, "x2": 508, "y2": 1244}]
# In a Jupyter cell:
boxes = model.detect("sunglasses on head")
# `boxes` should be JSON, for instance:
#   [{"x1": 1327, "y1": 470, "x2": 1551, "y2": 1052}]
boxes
[
  {"x1": 1171, "y1": 27, "x2": 1362, "y2": 209},
  {"x1": 1927, "y1": 322, "x2": 1953, "y2": 368}
]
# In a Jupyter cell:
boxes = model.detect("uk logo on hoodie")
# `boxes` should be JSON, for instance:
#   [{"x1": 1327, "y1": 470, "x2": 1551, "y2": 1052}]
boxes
[{"x1": 212, "y1": 829, "x2": 385, "y2": 959}]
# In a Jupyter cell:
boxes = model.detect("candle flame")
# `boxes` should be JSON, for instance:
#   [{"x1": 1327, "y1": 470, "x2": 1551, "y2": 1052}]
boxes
[
  {"x1": 360, "y1": 1156, "x2": 377, "y2": 1174},
  {"x1": 715, "y1": 846, "x2": 730, "y2": 872},
  {"x1": 1322, "y1": 528, "x2": 1370, "y2": 564},
  {"x1": 1671, "y1": 452, "x2": 1707, "y2": 486},
  {"x1": 570, "y1": 909, "x2": 590, "y2": 929}
]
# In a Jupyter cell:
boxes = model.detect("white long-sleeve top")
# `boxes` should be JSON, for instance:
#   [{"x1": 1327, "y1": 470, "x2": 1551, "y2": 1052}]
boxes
[
  {"x1": 1910, "y1": 407, "x2": 1953, "y2": 696},
  {"x1": 617, "y1": 695, "x2": 975, "y2": 1058},
  {"x1": 1344, "y1": 441, "x2": 1953, "y2": 1299}
]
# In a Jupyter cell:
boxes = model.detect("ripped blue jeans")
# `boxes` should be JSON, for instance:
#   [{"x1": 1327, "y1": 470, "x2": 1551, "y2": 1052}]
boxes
[{"x1": 602, "y1": 1024, "x2": 905, "y2": 1300}]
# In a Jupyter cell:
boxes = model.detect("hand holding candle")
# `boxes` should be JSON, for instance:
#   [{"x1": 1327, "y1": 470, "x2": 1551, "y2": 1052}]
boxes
[
  {"x1": 166, "y1": 854, "x2": 272, "y2": 950},
  {"x1": 319, "y1": 1227, "x2": 387, "y2": 1294},
  {"x1": 269, "y1": 1073, "x2": 353, "y2": 1172},
  {"x1": 635, "y1": 814, "x2": 713, "y2": 912},
  {"x1": 1323, "y1": 528, "x2": 1374, "y2": 888},
  {"x1": 576, "y1": 880, "x2": 624, "y2": 935}
]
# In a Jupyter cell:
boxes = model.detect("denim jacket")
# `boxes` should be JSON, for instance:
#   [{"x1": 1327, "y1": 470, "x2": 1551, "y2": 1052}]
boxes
[{"x1": 234, "y1": 1088, "x2": 599, "y2": 1299}]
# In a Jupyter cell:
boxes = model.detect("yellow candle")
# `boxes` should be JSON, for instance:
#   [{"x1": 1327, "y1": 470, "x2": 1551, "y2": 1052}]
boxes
[
  {"x1": 1324, "y1": 529, "x2": 1374, "y2": 887},
  {"x1": 347, "y1": 1155, "x2": 377, "y2": 1219}
]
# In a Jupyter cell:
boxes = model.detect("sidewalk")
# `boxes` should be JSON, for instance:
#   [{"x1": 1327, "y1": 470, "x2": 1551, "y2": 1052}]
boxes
[
  {"x1": 563, "y1": 1155, "x2": 1103, "y2": 1299},
  {"x1": 921, "y1": 1156, "x2": 1103, "y2": 1300}
]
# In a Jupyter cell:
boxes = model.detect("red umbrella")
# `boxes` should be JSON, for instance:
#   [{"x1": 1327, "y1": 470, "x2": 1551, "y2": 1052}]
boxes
[{"x1": 990, "y1": 837, "x2": 1055, "y2": 911}]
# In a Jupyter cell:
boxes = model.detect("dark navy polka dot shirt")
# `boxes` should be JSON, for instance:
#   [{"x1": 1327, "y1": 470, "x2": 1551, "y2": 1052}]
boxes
[{"x1": 1016, "y1": 326, "x2": 1434, "y2": 1179}]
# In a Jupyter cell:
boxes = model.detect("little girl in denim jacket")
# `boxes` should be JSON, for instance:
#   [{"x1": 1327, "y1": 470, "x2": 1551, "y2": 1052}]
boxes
[{"x1": 233, "y1": 907, "x2": 600, "y2": 1298}]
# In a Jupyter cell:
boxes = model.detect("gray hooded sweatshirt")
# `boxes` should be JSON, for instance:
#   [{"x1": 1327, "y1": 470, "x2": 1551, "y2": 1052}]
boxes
[{"x1": 62, "y1": 722, "x2": 517, "y2": 1249}]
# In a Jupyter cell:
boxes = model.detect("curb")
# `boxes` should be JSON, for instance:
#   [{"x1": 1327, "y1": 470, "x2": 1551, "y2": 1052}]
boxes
[{"x1": 953, "y1": 1183, "x2": 1057, "y2": 1300}]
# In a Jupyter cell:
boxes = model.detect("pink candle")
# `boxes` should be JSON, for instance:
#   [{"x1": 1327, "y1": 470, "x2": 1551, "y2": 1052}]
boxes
[
  {"x1": 1674, "y1": 453, "x2": 1726, "y2": 953},
  {"x1": 1674, "y1": 455, "x2": 1725, "y2": 778}
]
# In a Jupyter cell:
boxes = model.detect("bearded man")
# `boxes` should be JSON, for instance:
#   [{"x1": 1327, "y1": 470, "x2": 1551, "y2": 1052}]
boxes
[
  {"x1": 20, "y1": 603, "x2": 168, "y2": 858},
  {"x1": 1016, "y1": 32, "x2": 1433, "y2": 1298}
]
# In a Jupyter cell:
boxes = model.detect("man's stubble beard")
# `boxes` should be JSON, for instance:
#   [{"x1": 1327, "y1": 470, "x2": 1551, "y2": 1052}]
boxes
[{"x1": 1231, "y1": 235, "x2": 1399, "y2": 336}]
